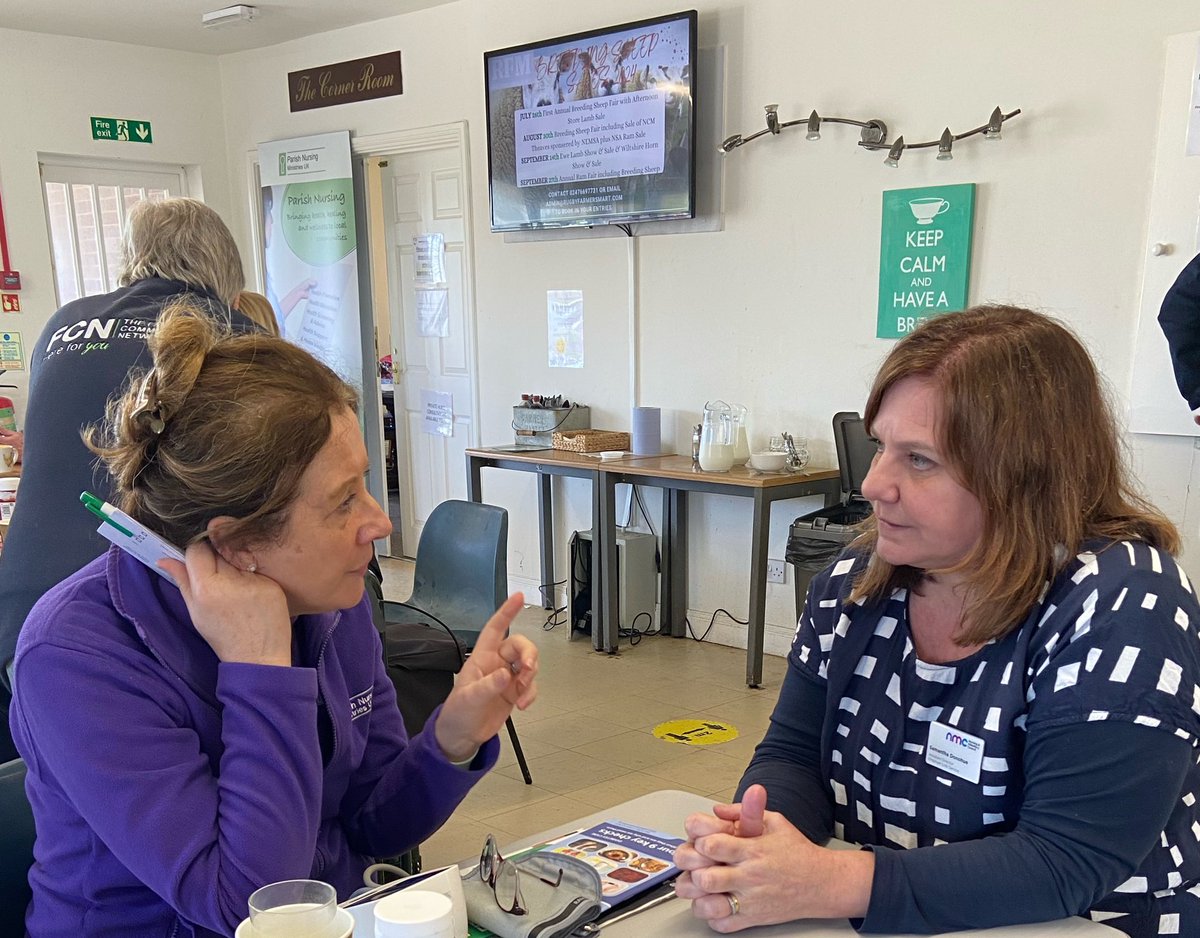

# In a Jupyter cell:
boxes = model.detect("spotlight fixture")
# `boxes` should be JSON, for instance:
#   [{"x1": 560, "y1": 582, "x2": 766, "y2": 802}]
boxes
[
  {"x1": 717, "y1": 104, "x2": 1021, "y2": 165},
  {"x1": 806, "y1": 110, "x2": 821, "y2": 141},
  {"x1": 765, "y1": 104, "x2": 781, "y2": 134},
  {"x1": 884, "y1": 137, "x2": 905, "y2": 168},
  {"x1": 937, "y1": 127, "x2": 954, "y2": 161},
  {"x1": 984, "y1": 106, "x2": 1004, "y2": 140},
  {"x1": 201, "y1": 4, "x2": 257, "y2": 28}
]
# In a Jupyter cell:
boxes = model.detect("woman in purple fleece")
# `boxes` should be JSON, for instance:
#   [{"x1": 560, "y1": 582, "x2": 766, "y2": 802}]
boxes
[{"x1": 9, "y1": 303, "x2": 539, "y2": 938}]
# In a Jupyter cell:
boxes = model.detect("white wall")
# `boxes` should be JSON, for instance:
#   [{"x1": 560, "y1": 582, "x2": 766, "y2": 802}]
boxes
[
  {"x1": 8, "y1": 2, "x2": 1200, "y2": 657},
  {"x1": 218, "y1": 0, "x2": 1200, "y2": 655},
  {"x1": 0, "y1": 28, "x2": 234, "y2": 419}
]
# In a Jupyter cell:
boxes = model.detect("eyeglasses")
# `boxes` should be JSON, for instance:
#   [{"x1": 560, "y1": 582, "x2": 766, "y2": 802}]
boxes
[{"x1": 479, "y1": 834, "x2": 563, "y2": 916}]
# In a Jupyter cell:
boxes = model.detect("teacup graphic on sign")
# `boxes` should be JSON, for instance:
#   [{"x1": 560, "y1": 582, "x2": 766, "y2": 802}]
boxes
[{"x1": 909, "y1": 197, "x2": 950, "y2": 224}]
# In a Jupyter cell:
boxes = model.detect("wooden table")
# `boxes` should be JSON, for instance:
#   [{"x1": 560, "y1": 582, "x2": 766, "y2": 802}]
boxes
[
  {"x1": 465, "y1": 446, "x2": 604, "y2": 617},
  {"x1": 465, "y1": 447, "x2": 840, "y2": 687}
]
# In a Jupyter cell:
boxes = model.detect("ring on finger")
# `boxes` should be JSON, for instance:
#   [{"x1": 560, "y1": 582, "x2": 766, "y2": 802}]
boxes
[{"x1": 726, "y1": 893, "x2": 740, "y2": 916}]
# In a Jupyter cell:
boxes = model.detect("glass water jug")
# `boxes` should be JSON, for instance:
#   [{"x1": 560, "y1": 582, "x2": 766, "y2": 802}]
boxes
[
  {"x1": 729, "y1": 403, "x2": 750, "y2": 466},
  {"x1": 699, "y1": 400, "x2": 735, "y2": 472}
]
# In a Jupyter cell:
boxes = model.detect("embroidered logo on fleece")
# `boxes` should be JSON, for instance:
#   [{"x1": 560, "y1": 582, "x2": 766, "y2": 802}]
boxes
[{"x1": 350, "y1": 688, "x2": 373, "y2": 721}]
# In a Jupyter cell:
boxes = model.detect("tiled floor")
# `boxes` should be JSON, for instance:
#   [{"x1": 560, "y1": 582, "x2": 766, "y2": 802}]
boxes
[{"x1": 376, "y1": 556, "x2": 788, "y2": 870}]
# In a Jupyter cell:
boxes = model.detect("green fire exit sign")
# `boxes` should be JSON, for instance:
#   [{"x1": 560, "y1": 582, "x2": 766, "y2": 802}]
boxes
[{"x1": 91, "y1": 117, "x2": 153, "y2": 144}]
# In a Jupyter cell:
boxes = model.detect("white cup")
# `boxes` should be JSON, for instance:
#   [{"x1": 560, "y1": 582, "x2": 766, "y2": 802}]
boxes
[
  {"x1": 0, "y1": 445, "x2": 14, "y2": 469},
  {"x1": 406, "y1": 867, "x2": 467, "y2": 938},
  {"x1": 373, "y1": 889, "x2": 454, "y2": 938}
]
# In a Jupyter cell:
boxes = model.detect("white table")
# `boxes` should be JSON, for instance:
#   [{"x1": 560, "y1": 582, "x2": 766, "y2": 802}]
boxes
[{"x1": 496, "y1": 789, "x2": 1118, "y2": 938}]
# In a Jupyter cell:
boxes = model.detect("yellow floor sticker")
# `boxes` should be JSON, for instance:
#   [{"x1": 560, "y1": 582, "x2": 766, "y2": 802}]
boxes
[{"x1": 653, "y1": 719, "x2": 738, "y2": 746}]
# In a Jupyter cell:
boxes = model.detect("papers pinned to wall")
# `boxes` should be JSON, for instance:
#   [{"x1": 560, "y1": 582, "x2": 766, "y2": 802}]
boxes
[
  {"x1": 0, "y1": 331, "x2": 23, "y2": 371},
  {"x1": 421, "y1": 388, "x2": 454, "y2": 437},
  {"x1": 548, "y1": 290, "x2": 584, "y2": 368}
]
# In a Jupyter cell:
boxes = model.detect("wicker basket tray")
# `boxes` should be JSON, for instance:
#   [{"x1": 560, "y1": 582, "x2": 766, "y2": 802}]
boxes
[{"x1": 552, "y1": 429, "x2": 631, "y2": 453}]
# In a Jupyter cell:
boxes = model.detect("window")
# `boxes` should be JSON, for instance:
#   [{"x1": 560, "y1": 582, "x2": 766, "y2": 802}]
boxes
[{"x1": 39, "y1": 158, "x2": 187, "y2": 306}]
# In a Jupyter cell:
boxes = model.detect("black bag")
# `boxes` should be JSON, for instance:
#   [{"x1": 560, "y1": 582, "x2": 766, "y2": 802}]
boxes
[{"x1": 379, "y1": 621, "x2": 462, "y2": 737}]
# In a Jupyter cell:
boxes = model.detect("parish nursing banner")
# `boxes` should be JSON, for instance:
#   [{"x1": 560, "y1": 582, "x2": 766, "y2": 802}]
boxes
[{"x1": 257, "y1": 131, "x2": 363, "y2": 390}]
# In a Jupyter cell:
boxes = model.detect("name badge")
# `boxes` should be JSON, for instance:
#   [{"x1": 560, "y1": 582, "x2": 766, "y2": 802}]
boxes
[{"x1": 925, "y1": 720, "x2": 983, "y2": 783}]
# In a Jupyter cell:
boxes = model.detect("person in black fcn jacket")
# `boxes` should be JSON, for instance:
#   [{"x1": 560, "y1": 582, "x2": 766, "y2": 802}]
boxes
[{"x1": 0, "y1": 198, "x2": 261, "y2": 759}]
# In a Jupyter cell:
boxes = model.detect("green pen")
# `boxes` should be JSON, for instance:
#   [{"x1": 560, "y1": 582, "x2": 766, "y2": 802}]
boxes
[{"x1": 80, "y1": 491, "x2": 134, "y2": 538}]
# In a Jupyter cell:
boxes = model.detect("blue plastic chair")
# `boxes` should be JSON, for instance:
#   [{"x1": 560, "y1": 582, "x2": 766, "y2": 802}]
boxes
[
  {"x1": 0, "y1": 757, "x2": 34, "y2": 936},
  {"x1": 382, "y1": 500, "x2": 533, "y2": 784}
]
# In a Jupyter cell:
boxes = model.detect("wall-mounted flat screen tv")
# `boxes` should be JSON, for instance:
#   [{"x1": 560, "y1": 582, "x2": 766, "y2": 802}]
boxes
[{"x1": 484, "y1": 10, "x2": 697, "y2": 232}]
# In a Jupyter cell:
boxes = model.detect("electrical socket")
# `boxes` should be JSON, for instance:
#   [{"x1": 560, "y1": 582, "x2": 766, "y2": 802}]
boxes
[{"x1": 767, "y1": 558, "x2": 787, "y2": 584}]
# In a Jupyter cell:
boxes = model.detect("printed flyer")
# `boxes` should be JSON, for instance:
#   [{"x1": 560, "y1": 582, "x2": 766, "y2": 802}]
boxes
[{"x1": 549, "y1": 819, "x2": 682, "y2": 910}]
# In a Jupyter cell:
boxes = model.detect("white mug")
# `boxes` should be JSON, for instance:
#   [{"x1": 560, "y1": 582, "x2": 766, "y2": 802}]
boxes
[
  {"x1": 373, "y1": 889, "x2": 454, "y2": 938},
  {"x1": 406, "y1": 867, "x2": 467, "y2": 937},
  {"x1": 0, "y1": 445, "x2": 15, "y2": 469}
]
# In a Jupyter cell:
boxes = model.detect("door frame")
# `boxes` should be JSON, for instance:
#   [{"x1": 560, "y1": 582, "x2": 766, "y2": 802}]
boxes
[{"x1": 356, "y1": 122, "x2": 483, "y2": 557}]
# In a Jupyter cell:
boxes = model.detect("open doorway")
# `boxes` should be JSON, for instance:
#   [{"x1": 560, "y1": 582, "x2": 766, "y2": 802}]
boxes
[{"x1": 359, "y1": 124, "x2": 481, "y2": 558}]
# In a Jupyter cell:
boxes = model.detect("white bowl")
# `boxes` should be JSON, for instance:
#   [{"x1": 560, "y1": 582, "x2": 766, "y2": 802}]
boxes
[
  {"x1": 236, "y1": 906, "x2": 354, "y2": 938},
  {"x1": 748, "y1": 451, "x2": 787, "y2": 472}
]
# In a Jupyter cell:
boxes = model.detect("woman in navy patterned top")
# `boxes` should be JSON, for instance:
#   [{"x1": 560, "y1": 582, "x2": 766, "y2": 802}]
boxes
[{"x1": 674, "y1": 306, "x2": 1200, "y2": 936}]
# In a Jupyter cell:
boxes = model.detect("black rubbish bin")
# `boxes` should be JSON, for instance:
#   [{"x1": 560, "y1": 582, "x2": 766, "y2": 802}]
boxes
[{"x1": 788, "y1": 412, "x2": 875, "y2": 621}]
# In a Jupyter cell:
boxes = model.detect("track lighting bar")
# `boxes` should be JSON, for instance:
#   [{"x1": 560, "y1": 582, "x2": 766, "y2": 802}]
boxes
[{"x1": 719, "y1": 105, "x2": 1022, "y2": 166}]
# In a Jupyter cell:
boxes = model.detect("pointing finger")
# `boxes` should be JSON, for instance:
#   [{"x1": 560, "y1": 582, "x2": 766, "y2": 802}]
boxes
[{"x1": 471, "y1": 593, "x2": 524, "y2": 657}]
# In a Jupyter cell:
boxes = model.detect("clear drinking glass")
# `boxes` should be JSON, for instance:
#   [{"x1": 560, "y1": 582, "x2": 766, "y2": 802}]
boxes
[{"x1": 248, "y1": 879, "x2": 338, "y2": 937}]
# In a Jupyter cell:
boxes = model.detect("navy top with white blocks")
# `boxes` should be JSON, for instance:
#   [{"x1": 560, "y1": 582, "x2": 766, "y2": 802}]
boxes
[{"x1": 742, "y1": 540, "x2": 1200, "y2": 936}]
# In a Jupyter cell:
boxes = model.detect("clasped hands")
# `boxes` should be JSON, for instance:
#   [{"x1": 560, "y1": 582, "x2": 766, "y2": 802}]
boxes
[{"x1": 673, "y1": 784, "x2": 873, "y2": 932}]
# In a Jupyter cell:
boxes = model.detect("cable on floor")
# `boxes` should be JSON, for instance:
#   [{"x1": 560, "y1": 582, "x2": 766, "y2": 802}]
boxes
[
  {"x1": 538, "y1": 577, "x2": 569, "y2": 631},
  {"x1": 685, "y1": 607, "x2": 750, "y2": 643},
  {"x1": 617, "y1": 610, "x2": 660, "y2": 646}
]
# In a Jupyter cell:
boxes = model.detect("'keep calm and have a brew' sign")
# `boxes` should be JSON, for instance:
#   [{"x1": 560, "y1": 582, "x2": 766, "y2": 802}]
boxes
[
  {"x1": 877, "y1": 183, "x2": 975, "y2": 339},
  {"x1": 288, "y1": 52, "x2": 403, "y2": 112}
]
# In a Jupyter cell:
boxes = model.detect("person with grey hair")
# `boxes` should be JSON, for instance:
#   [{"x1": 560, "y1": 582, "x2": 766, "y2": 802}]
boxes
[{"x1": 0, "y1": 197, "x2": 259, "y2": 761}]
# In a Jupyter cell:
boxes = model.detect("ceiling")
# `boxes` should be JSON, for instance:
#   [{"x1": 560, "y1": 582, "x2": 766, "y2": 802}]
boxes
[{"x1": 0, "y1": 0, "x2": 459, "y2": 55}]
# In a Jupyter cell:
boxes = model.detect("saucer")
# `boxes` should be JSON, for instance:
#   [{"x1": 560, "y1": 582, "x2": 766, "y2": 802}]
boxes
[{"x1": 235, "y1": 906, "x2": 354, "y2": 938}]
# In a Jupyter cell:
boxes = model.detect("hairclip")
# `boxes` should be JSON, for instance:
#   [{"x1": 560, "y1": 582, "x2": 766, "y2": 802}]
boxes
[{"x1": 133, "y1": 372, "x2": 166, "y2": 435}]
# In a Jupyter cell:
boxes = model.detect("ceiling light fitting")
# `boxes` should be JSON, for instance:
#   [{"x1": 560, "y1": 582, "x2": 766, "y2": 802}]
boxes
[
  {"x1": 718, "y1": 105, "x2": 1022, "y2": 167},
  {"x1": 201, "y1": 4, "x2": 257, "y2": 28}
]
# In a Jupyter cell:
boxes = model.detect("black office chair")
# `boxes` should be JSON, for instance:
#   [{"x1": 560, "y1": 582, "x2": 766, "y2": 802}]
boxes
[
  {"x1": 381, "y1": 499, "x2": 534, "y2": 784},
  {"x1": 0, "y1": 757, "x2": 35, "y2": 936}
]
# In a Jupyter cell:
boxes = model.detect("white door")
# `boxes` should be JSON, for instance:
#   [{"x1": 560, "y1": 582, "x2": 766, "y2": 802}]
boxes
[
  {"x1": 378, "y1": 145, "x2": 478, "y2": 555},
  {"x1": 1129, "y1": 31, "x2": 1200, "y2": 436}
]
